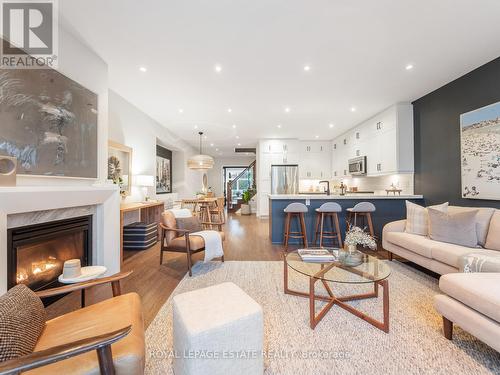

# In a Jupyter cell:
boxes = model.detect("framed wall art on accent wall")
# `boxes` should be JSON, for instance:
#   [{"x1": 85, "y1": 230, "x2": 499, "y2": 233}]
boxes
[
  {"x1": 108, "y1": 141, "x2": 132, "y2": 196},
  {"x1": 0, "y1": 66, "x2": 98, "y2": 179},
  {"x1": 156, "y1": 145, "x2": 172, "y2": 194},
  {"x1": 460, "y1": 101, "x2": 500, "y2": 200}
]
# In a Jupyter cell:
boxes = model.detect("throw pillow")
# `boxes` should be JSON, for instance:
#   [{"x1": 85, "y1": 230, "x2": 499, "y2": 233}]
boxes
[
  {"x1": 485, "y1": 210, "x2": 500, "y2": 251},
  {"x1": 176, "y1": 216, "x2": 202, "y2": 233},
  {"x1": 0, "y1": 284, "x2": 46, "y2": 361},
  {"x1": 460, "y1": 250, "x2": 500, "y2": 273},
  {"x1": 428, "y1": 208, "x2": 479, "y2": 247},
  {"x1": 405, "y1": 201, "x2": 448, "y2": 236}
]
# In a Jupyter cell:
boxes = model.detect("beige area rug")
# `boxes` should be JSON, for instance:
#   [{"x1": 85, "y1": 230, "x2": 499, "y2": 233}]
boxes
[{"x1": 145, "y1": 261, "x2": 500, "y2": 374}]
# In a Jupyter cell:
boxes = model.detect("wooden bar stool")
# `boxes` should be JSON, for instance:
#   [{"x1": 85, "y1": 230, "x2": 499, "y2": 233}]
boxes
[
  {"x1": 345, "y1": 202, "x2": 376, "y2": 237},
  {"x1": 283, "y1": 202, "x2": 308, "y2": 251},
  {"x1": 314, "y1": 202, "x2": 343, "y2": 248}
]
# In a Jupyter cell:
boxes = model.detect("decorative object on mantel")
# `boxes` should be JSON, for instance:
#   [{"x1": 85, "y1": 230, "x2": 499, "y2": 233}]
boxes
[
  {"x1": 156, "y1": 145, "x2": 172, "y2": 194},
  {"x1": 0, "y1": 66, "x2": 98, "y2": 178},
  {"x1": 108, "y1": 141, "x2": 132, "y2": 196},
  {"x1": 134, "y1": 174, "x2": 155, "y2": 201},
  {"x1": 58, "y1": 259, "x2": 106, "y2": 284},
  {"x1": 460, "y1": 101, "x2": 500, "y2": 200},
  {"x1": 341, "y1": 226, "x2": 376, "y2": 266},
  {"x1": 0, "y1": 156, "x2": 17, "y2": 186},
  {"x1": 187, "y1": 132, "x2": 214, "y2": 170}
]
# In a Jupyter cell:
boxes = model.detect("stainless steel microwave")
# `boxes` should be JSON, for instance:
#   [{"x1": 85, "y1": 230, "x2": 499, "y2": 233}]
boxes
[{"x1": 348, "y1": 156, "x2": 367, "y2": 175}]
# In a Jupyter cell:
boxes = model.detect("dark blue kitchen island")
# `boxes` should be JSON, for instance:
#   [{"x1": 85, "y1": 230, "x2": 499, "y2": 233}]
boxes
[{"x1": 268, "y1": 194, "x2": 424, "y2": 244}]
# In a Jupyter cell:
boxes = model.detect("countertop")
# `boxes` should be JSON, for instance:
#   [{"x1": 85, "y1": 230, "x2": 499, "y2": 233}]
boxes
[{"x1": 268, "y1": 194, "x2": 423, "y2": 200}]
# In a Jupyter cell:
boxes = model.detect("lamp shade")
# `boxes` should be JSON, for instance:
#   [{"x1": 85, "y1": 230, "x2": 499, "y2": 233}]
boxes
[
  {"x1": 187, "y1": 154, "x2": 215, "y2": 170},
  {"x1": 134, "y1": 175, "x2": 155, "y2": 187}
]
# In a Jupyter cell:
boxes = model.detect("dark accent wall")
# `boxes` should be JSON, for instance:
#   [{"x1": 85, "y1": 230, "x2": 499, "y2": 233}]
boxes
[{"x1": 412, "y1": 57, "x2": 500, "y2": 208}]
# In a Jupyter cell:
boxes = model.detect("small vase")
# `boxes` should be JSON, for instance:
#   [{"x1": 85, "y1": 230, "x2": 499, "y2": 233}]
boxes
[{"x1": 347, "y1": 244, "x2": 357, "y2": 254}]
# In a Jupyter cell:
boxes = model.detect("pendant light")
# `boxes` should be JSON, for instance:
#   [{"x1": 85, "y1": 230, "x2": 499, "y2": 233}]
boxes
[{"x1": 187, "y1": 131, "x2": 215, "y2": 170}]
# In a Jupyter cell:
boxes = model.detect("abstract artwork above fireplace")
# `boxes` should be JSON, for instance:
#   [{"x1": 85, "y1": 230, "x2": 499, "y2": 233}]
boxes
[
  {"x1": 460, "y1": 101, "x2": 500, "y2": 200},
  {"x1": 0, "y1": 60, "x2": 98, "y2": 178}
]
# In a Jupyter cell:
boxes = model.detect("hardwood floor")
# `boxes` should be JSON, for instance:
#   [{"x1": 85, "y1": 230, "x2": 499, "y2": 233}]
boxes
[{"x1": 46, "y1": 212, "x2": 282, "y2": 327}]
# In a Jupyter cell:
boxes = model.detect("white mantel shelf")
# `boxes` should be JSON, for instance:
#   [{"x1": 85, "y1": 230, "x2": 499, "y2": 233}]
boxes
[{"x1": 0, "y1": 184, "x2": 121, "y2": 294}]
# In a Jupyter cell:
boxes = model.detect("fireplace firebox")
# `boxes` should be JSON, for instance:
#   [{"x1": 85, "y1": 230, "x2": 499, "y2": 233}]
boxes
[{"x1": 7, "y1": 216, "x2": 92, "y2": 291}]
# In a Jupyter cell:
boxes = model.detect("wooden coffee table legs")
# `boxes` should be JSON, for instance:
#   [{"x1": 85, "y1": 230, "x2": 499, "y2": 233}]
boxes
[{"x1": 284, "y1": 261, "x2": 390, "y2": 332}]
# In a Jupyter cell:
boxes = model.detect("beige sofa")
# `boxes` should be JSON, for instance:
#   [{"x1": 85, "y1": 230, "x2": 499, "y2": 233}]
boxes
[
  {"x1": 383, "y1": 206, "x2": 500, "y2": 352},
  {"x1": 382, "y1": 206, "x2": 499, "y2": 275}
]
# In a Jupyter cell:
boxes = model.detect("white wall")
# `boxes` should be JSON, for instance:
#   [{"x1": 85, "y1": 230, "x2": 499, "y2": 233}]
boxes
[
  {"x1": 15, "y1": 23, "x2": 109, "y2": 186},
  {"x1": 207, "y1": 155, "x2": 255, "y2": 197},
  {"x1": 108, "y1": 90, "x2": 201, "y2": 203}
]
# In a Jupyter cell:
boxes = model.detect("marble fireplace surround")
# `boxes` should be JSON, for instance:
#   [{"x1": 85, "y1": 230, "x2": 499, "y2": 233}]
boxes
[{"x1": 0, "y1": 185, "x2": 121, "y2": 294}]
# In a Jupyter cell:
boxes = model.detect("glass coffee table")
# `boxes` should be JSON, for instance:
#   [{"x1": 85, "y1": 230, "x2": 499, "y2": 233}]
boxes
[{"x1": 284, "y1": 248, "x2": 391, "y2": 332}]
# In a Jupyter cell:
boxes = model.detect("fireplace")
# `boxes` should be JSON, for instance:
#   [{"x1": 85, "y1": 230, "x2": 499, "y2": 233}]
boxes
[{"x1": 7, "y1": 216, "x2": 92, "y2": 291}]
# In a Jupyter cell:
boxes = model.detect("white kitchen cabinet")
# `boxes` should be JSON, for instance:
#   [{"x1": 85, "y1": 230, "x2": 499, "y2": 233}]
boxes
[{"x1": 299, "y1": 141, "x2": 331, "y2": 179}]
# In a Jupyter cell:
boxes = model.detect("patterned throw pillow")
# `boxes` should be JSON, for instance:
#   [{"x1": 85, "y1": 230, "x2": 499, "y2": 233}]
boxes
[
  {"x1": 405, "y1": 201, "x2": 448, "y2": 236},
  {"x1": 176, "y1": 217, "x2": 202, "y2": 233},
  {"x1": 0, "y1": 284, "x2": 46, "y2": 361},
  {"x1": 460, "y1": 251, "x2": 500, "y2": 273}
]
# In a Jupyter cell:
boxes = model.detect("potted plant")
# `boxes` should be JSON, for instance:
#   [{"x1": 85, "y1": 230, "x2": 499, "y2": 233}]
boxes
[
  {"x1": 240, "y1": 189, "x2": 252, "y2": 215},
  {"x1": 341, "y1": 226, "x2": 377, "y2": 266}
]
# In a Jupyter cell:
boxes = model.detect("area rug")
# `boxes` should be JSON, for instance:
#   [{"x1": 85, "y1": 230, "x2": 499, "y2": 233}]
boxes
[{"x1": 145, "y1": 261, "x2": 500, "y2": 374}]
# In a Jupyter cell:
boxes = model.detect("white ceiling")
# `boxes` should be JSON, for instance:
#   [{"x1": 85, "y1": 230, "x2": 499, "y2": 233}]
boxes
[{"x1": 60, "y1": 0, "x2": 500, "y2": 157}]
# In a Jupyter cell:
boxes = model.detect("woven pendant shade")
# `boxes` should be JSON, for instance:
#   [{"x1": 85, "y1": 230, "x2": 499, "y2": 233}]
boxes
[{"x1": 187, "y1": 132, "x2": 214, "y2": 170}]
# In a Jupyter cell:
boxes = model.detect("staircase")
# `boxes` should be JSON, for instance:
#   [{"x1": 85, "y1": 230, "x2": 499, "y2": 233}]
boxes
[{"x1": 227, "y1": 160, "x2": 256, "y2": 212}]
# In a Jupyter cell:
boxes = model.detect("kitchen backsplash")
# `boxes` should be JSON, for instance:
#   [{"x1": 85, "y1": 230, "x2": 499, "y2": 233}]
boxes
[{"x1": 299, "y1": 174, "x2": 414, "y2": 195}]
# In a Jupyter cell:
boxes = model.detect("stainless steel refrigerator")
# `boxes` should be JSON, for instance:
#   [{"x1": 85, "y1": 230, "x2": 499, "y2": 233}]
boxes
[{"x1": 271, "y1": 164, "x2": 299, "y2": 195}]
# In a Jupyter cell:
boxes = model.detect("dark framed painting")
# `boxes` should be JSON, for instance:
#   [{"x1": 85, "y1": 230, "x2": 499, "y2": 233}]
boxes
[
  {"x1": 156, "y1": 145, "x2": 172, "y2": 194},
  {"x1": 0, "y1": 65, "x2": 98, "y2": 178}
]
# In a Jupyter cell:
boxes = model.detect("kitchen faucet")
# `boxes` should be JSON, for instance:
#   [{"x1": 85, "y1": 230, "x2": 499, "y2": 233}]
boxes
[{"x1": 319, "y1": 180, "x2": 330, "y2": 196}]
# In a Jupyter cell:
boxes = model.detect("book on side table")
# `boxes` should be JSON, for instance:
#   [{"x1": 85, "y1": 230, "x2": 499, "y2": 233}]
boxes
[{"x1": 298, "y1": 248, "x2": 337, "y2": 263}]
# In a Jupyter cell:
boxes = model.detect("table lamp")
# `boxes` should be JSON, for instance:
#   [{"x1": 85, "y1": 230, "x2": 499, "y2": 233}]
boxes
[{"x1": 134, "y1": 175, "x2": 155, "y2": 201}]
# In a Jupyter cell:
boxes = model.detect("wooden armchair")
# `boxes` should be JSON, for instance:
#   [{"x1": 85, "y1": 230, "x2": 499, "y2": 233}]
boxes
[
  {"x1": 160, "y1": 210, "x2": 225, "y2": 276},
  {"x1": 0, "y1": 272, "x2": 145, "y2": 375}
]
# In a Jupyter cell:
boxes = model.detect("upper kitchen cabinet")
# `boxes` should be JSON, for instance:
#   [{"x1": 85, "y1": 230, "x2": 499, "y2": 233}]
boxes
[
  {"x1": 299, "y1": 141, "x2": 331, "y2": 179},
  {"x1": 331, "y1": 103, "x2": 414, "y2": 178},
  {"x1": 260, "y1": 139, "x2": 300, "y2": 154}
]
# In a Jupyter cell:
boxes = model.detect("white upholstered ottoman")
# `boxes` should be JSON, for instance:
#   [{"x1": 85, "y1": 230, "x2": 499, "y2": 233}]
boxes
[{"x1": 173, "y1": 282, "x2": 263, "y2": 375}]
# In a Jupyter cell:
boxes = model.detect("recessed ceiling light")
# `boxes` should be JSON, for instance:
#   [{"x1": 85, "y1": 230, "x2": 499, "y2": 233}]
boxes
[
  {"x1": 194, "y1": 125, "x2": 198, "y2": 129},
  {"x1": 237, "y1": 143, "x2": 241, "y2": 146},
  {"x1": 204, "y1": 135, "x2": 208, "y2": 139},
  {"x1": 227, "y1": 108, "x2": 232, "y2": 113},
  {"x1": 139, "y1": 66, "x2": 147, "y2": 72},
  {"x1": 277, "y1": 124, "x2": 282, "y2": 128},
  {"x1": 303, "y1": 65, "x2": 311, "y2": 71},
  {"x1": 210, "y1": 143, "x2": 214, "y2": 147},
  {"x1": 350, "y1": 107, "x2": 356, "y2": 112},
  {"x1": 178, "y1": 108, "x2": 184, "y2": 114},
  {"x1": 232, "y1": 124, "x2": 236, "y2": 129},
  {"x1": 215, "y1": 64, "x2": 222, "y2": 73},
  {"x1": 315, "y1": 135, "x2": 319, "y2": 139},
  {"x1": 405, "y1": 64, "x2": 414, "y2": 70},
  {"x1": 284, "y1": 107, "x2": 290, "y2": 113},
  {"x1": 329, "y1": 123, "x2": 334, "y2": 128},
  {"x1": 215, "y1": 148, "x2": 219, "y2": 151},
  {"x1": 235, "y1": 135, "x2": 240, "y2": 139}
]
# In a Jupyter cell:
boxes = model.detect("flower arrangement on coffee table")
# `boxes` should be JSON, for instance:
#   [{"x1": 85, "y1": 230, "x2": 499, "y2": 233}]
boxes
[{"x1": 344, "y1": 226, "x2": 377, "y2": 252}]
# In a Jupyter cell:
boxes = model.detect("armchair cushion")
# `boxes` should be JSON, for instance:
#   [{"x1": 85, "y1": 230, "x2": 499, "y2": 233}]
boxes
[
  {"x1": 31, "y1": 292, "x2": 144, "y2": 375},
  {"x1": 0, "y1": 284, "x2": 46, "y2": 362},
  {"x1": 168, "y1": 231, "x2": 225, "y2": 251},
  {"x1": 176, "y1": 217, "x2": 202, "y2": 233}
]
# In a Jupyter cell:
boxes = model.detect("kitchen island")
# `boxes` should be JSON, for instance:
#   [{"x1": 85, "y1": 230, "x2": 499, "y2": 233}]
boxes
[{"x1": 268, "y1": 194, "x2": 424, "y2": 244}]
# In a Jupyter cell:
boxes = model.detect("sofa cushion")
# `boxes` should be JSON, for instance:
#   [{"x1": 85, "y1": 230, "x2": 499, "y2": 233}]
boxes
[
  {"x1": 0, "y1": 284, "x2": 46, "y2": 361},
  {"x1": 428, "y1": 208, "x2": 479, "y2": 247},
  {"x1": 176, "y1": 217, "x2": 203, "y2": 233},
  {"x1": 485, "y1": 210, "x2": 500, "y2": 251},
  {"x1": 430, "y1": 242, "x2": 485, "y2": 268},
  {"x1": 448, "y1": 206, "x2": 495, "y2": 247},
  {"x1": 168, "y1": 231, "x2": 225, "y2": 251},
  {"x1": 384, "y1": 231, "x2": 435, "y2": 258},
  {"x1": 439, "y1": 273, "x2": 500, "y2": 323},
  {"x1": 405, "y1": 201, "x2": 448, "y2": 236}
]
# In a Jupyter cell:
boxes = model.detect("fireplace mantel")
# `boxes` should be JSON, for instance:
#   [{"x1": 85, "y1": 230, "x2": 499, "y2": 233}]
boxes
[{"x1": 0, "y1": 184, "x2": 121, "y2": 294}]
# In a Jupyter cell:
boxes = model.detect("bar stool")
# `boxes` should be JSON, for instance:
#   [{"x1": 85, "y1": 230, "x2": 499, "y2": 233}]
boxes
[
  {"x1": 314, "y1": 202, "x2": 343, "y2": 248},
  {"x1": 346, "y1": 202, "x2": 376, "y2": 237},
  {"x1": 283, "y1": 202, "x2": 308, "y2": 250}
]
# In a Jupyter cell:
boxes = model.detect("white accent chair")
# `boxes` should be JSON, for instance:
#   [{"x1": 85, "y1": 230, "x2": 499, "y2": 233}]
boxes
[{"x1": 173, "y1": 282, "x2": 263, "y2": 375}]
